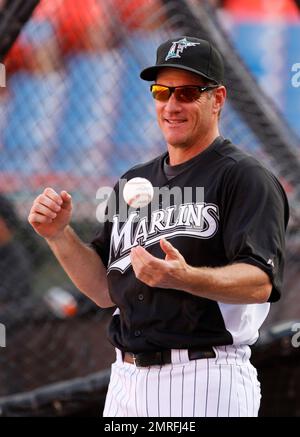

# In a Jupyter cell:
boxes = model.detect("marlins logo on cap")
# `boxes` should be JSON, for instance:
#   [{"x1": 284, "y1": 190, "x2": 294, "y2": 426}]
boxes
[{"x1": 165, "y1": 37, "x2": 201, "y2": 61}]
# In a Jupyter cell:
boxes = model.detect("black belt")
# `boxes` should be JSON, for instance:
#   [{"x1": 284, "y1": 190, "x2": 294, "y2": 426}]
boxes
[{"x1": 123, "y1": 347, "x2": 216, "y2": 367}]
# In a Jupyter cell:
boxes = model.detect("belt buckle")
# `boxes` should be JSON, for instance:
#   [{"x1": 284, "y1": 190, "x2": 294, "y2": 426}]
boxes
[
  {"x1": 135, "y1": 352, "x2": 158, "y2": 367},
  {"x1": 128, "y1": 351, "x2": 168, "y2": 367},
  {"x1": 132, "y1": 354, "x2": 137, "y2": 365}
]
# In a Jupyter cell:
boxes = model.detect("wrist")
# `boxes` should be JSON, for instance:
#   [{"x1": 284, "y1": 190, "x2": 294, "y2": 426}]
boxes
[
  {"x1": 183, "y1": 264, "x2": 197, "y2": 293},
  {"x1": 172, "y1": 263, "x2": 196, "y2": 293},
  {"x1": 46, "y1": 225, "x2": 72, "y2": 244},
  {"x1": 181, "y1": 265, "x2": 209, "y2": 296}
]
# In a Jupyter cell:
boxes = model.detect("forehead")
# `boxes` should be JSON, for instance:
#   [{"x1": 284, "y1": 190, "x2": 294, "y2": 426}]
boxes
[{"x1": 156, "y1": 67, "x2": 207, "y2": 85}]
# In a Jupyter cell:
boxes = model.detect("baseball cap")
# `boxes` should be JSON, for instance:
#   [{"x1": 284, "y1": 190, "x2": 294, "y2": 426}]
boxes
[{"x1": 140, "y1": 36, "x2": 224, "y2": 84}]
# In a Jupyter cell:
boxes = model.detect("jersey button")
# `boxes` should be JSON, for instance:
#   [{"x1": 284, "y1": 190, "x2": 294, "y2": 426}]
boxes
[
  {"x1": 138, "y1": 293, "x2": 144, "y2": 301},
  {"x1": 134, "y1": 330, "x2": 141, "y2": 337}
]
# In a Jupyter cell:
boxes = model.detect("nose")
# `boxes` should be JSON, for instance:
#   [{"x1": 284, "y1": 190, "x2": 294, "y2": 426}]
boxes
[{"x1": 164, "y1": 92, "x2": 181, "y2": 112}]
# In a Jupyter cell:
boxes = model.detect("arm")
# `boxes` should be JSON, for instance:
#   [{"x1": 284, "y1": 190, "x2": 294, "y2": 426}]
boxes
[
  {"x1": 184, "y1": 261, "x2": 271, "y2": 304},
  {"x1": 28, "y1": 188, "x2": 114, "y2": 308},
  {"x1": 130, "y1": 239, "x2": 272, "y2": 304}
]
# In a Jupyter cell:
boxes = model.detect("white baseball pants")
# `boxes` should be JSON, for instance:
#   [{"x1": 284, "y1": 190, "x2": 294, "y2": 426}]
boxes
[{"x1": 103, "y1": 345, "x2": 261, "y2": 417}]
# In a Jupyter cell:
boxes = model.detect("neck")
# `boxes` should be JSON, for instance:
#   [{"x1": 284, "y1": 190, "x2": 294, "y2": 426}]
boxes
[{"x1": 167, "y1": 128, "x2": 220, "y2": 166}]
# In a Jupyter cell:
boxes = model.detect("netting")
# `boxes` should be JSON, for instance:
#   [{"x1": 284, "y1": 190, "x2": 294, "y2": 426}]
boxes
[{"x1": 0, "y1": 0, "x2": 300, "y2": 415}]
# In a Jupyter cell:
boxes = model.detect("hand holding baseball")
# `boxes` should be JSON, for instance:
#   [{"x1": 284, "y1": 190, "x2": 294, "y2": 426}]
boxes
[{"x1": 28, "y1": 188, "x2": 72, "y2": 240}]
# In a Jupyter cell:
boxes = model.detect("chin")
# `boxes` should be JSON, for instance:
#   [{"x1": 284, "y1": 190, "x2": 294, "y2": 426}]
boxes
[
  {"x1": 169, "y1": 143, "x2": 188, "y2": 149},
  {"x1": 167, "y1": 138, "x2": 190, "y2": 148},
  {"x1": 164, "y1": 134, "x2": 186, "y2": 147}
]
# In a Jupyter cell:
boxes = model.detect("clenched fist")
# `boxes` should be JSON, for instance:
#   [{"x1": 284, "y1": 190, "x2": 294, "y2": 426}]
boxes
[{"x1": 28, "y1": 188, "x2": 72, "y2": 240}]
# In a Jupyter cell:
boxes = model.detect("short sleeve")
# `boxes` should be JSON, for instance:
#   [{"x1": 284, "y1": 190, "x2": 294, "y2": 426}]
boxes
[
  {"x1": 90, "y1": 186, "x2": 117, "y2": 268},
  {"x1": 90, "y1": 220, "x2": 111, "y2": 268},
  {"x1": 222, "y1": 160, "x2": 289, "y2": 302}
]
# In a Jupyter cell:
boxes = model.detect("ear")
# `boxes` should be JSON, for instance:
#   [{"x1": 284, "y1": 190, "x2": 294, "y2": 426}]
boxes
[{"x1": 213, "y1": 86, "x2": 226, "y2": 115}]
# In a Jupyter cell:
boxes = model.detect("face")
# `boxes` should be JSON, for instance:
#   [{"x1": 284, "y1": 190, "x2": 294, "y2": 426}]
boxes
[{"x1": 154, "y1": 68, "x2": 224, "y2": 150}]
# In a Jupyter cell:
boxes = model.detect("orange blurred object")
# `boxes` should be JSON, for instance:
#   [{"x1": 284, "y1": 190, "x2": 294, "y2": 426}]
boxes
[{"x1": 44, "y1": 287, "x2": 78, "y2": 319}]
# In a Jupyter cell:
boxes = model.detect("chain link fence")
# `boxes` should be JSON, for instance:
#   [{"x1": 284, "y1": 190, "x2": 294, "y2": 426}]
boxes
[{"x1": 0, "y1": 0, "x2": 299, "y2": 415}]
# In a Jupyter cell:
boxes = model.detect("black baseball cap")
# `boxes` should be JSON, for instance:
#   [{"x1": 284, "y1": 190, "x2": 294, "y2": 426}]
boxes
[{"x1": 140, "y1": 36, "x2": 224, "y2": 84}]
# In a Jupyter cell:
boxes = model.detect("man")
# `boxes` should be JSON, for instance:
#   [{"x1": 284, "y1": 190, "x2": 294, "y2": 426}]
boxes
[{"x1": 28, "y1": 36, "x2": 289, "y2": 417}]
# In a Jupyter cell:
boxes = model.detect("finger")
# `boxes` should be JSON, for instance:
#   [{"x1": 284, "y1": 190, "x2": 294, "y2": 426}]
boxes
[
  {"x1": 130, "y1": 249, "x2": 144, "y2": 272},
  {"x1": 43, "y1": 187, "x2": 63, "y2": 205},
  {"x1": 31, "y1": 203, "x2": 58, "y2": 219},
  {"x1": 61, "y1": 191, "x2": 72, "y2": 209},
  {"x1": 130, "y1": 247, "x2": 150, "y2": 269},
  {"x1": 160, "y1": 238, "x2": 175, "y2": 251},
  {"x1": 37, "y1": 195, "x2": 61, "y2": 213},
  {"x1": 130, "y1": 249, "x2": 154, "y2": 283},
  {"x1": 133, "y1": 245, "x2": 158, "y2": 264},
  {"x1": 28, "y1": 212, "x2": 53, "y2": 224},
  {"x1": 131, "y1": 247, "x2": 164, "y2": 281},
  {"x1": 160, "y1": 238, "x2": 179, "y2": 258}
]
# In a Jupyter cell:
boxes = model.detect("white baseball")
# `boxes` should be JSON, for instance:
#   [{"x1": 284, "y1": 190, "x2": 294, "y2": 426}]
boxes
[{"x1": 123, "y1": 177, "x2": 154, "y2": 208}]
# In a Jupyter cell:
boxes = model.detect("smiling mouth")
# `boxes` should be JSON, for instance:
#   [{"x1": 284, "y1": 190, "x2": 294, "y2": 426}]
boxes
[{"x1": 165, "y1": 119, "x2": 187, "y2": 125}]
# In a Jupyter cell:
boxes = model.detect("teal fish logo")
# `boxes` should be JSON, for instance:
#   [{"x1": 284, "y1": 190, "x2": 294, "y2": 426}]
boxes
[{"x1": 165, "y1": 38, "x2": 200, "y2": 61}]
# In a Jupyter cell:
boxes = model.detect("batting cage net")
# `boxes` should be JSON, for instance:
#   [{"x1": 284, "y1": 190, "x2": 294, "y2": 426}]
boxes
[{"x1": 0, "y1": 0, "x2": 300, "y2": 416}]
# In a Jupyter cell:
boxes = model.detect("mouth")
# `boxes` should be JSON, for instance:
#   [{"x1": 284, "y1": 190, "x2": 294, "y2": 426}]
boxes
[{"x1": 164, "y1": 118, "x2": 187, "y2": 126}]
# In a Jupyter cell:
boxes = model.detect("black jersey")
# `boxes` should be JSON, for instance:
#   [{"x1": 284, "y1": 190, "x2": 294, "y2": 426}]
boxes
[{"x1": 91, "y1": 138, "x2": 289, "y2": 353}]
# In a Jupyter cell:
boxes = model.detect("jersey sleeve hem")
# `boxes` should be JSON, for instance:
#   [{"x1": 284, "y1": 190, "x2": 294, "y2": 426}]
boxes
[{"x1": 233, "y1": 257, "x2": 280, "y2": 303}]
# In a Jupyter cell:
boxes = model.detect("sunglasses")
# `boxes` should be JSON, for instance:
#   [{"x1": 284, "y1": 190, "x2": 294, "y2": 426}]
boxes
[{"x1": 150, "y1": 84, "x2": 219, "y2": 103}]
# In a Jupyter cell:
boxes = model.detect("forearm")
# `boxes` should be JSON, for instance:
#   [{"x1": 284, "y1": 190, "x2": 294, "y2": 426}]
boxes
[
  {"x1": 184, "y1": 263, "x2": 272, "y2": 304},
  {"x1": 46, "y1": 225, "x2": 114, "y2": 308}
]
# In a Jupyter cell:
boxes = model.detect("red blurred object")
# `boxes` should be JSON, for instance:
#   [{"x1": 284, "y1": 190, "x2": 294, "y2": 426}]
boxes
[
  {"x1": 4, "y1": 0, "x2": 60, "y2": 72},
  {"x1": 4, "y1": 0, "x2": 165, "y2": 72},
  {"x1": 53, "y1": 0, "x2": 106, "y2": 52},
  {"x1": 5, "y1": 43, "x2": 34, "y2": 73},
  {"x1": 113, "y1": 0, "x2": 165, "y2": 30},
  {"x1": 224, "y1": 0, "x2": 299, "y2": 21},
  {"x1": 33, "y1": 0, "x2": 106, "y2": 52},
  {"x1": 4, "y1": 0, "x2": 106, "y2": 71}
]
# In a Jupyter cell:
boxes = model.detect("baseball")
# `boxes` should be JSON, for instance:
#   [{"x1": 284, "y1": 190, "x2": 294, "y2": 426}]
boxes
[{"x1": 123, "y1": 177, "x2": 154, "y2": 208}]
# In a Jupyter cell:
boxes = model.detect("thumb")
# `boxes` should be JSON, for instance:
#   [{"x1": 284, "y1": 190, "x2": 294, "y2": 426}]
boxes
[
  {"x1": 60, "y1": 190, "x2": 72, "y2": 207},
  {"x1": 160, "y1": 238, "x2": 179, "y2": 259}
]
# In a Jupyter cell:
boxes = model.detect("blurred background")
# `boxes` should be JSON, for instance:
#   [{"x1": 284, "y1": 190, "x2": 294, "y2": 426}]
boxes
[{"x1": 0, "y1": 0, "x2": 300, "y2": 417}]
